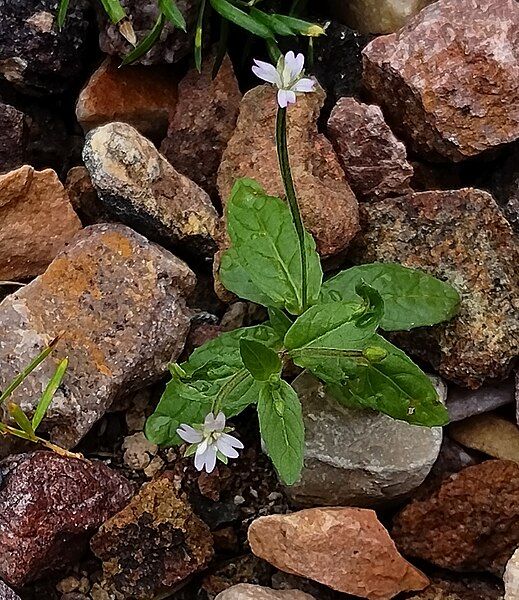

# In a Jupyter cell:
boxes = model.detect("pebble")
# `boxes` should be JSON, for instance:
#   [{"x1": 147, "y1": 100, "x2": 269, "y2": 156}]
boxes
[
  {"x1": 0, "y1": 103, "x2": 25, "y2": 174},
  {"x1": 122, "y1": 432, "x2": 158, "y2": 470},
  {"x1": 450, "y1": 415, "x2": 519, "y2": 463},
  {"x1": 447, "y1": 379, "x2": 515, "y2": 422},
  {"x1": 215, "y1": 584, "x2": 316, "y2": 600},
  {"x1": 0, "y1": 581, "x2": 20, "y2": 600},
  {"x1": 505, "y1": 549, "x2": 519, "y2": 600}
]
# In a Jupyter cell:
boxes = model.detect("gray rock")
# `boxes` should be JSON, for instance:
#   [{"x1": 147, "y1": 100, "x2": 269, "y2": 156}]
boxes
[
  {"x1": 0, "y1": 581, "x2": 20, "y2": 600},
  {"x1": 286, "y1": 373, "x2": 443, "y2": 508},
  {"x1": 447, "y1": 379, "x2": 515, "y2": 422},
  {"x1": 215, "y1": 584, "x2": 315, "y2": 600},
  {"x1": 0, "y1": 103, "x2": 25, "y2": 174}
]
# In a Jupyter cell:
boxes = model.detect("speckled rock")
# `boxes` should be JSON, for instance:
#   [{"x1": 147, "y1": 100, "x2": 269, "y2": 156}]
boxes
[
  {"x1": 352, "y1": 189, "x2": 519, "y2": 388},
  {"x1": 362, "y1": 0, "x2": 519, "y2": 161},
  {"x1": 447, "y1": 379, "x2": 515, "y2": 422},
  {"x1": 0, "y1": 103, "x2": 25, "y2": 173},
  {"x1": 91, "y1": 473, "x2": 214, "y2": 599},
  {"x1": 286, "y1": 373, "x2": 443, "y2": 508},
  {"x1": 217, "y1": 84, "x2": 359, "y2": 257},
  {"x1": 450, "y1": 415, "x2": 519, "y2": 463},
  {"x1": 406, "y1": 577, "x2": 504, "y2": 600},
  {"x1": 248, "y1": 508, "x2": 429, "y2": 599},
  {"x1": 490, "y1": 145, "x2": 519, "y2": 235},
  {"x1": 0, "y1": 581, "x2": 20, "y2": 600},
  {"x1": 0, "y1": 451, "x2": 134, "y2": 587},
  {"x1": 505, "y1": 549, "x2": 519, "y2": 600},
  {"x1": 0, "y1": 224, "x2": 195, "y2": 450},
  {"x1": 327, "y1": 97, "x2": 413, "y2": 201},
  {"x1": 392, "y1": 460, "x2": 519, "y2": 575},
  {"x1": 83, "y1": 122, "x2": 218, "y2": 258},
  {"x1": 161, "y1": 52, "x2": 241, "y2": 199},
  {"x1": 215, "y1": 584, "x2": 315, "y2": 600},
  {"x1": 0, "y1": 165, "x2": 81, "y2": 281}
]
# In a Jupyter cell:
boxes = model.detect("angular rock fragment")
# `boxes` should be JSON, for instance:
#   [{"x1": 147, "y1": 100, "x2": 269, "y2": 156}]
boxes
[
  {"x1": 490, "y1": 145, "x2": 519, "y2": 235},
  {"x1": 248, "y1": 508, "x2": 429, "y2": 599},
  {"x1": 0, "y1": 451, "x2": 134, "y2": 587},
  {"x1": 392, "y1": 460, "x2": 519, "y2": 575},
  {"x1": 407, "y1": 577, "x2": 504, "y2": 600},
  {"x1": 0, "y1": 224, "x2": 195, "y2": 449},
  {"x1": 505, "y1": 549, "x2": 519, "y2": 600},
  {"x1": 91, "y1": 473, "x2": 213, "y2": 599},
  {"x1": 215, "y1": 584, "x2": 315, "y2": 600},
  {"x1": 65, "y1": 166, "x2": 107, "y2": 225},
  {"x1": 0, "y1": 581, "x2": 20, "y2": 600},
  {"x1": 363, "y1": 0, "x2": 519, "y2": 161},
  {"x1": 0, "y1": 103, "x2": 25, "y2": 174},
  {"x1": 83, "y1": 122, "x2": 218, "y2": 258},
  {"x1": 447, "y1": 379, "x2": 515, "y2": 422},
  {"x1": 450, "y1": 415, "x2": 519, "y2": 463}
]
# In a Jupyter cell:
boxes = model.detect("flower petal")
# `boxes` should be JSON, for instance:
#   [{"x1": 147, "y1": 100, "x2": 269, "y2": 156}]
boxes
[
  {"x1": 220, "y1": 433, "x2": 244, "y2": 450},
  {"x1": 278, "y1": 89, "x2": 296, "y2": 108},
  {"x1": 177, "y1": 424, "x2": 203, "y2": 444},
  {"x1": 252, "y1": 60, "x2": 281, "y2": 86},
  {"x1": 194, "y1": 445, "x2": 208, "y2": 471},
  {"x1": 216, "y1": 437, "x2": 239, "y2": 459},
  {"x1": 283, "y1": 51, "x2": 304, "y2": 84},
  {"x1": 204, "y1": 444, "x2": 217, "y2": 473},
  {"x1": 204, "y1": 411, "x2": 217, "y2": 430},
  {"x1": 213, "y1": 411, "x2": 226, "y2": 432},
  {"x1": 292, "y1": 77, "x2": 315, "y2": 93}
]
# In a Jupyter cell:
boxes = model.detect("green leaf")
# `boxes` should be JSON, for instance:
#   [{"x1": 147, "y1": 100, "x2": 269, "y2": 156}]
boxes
[
  {"x1": 99, "y1": 0, "x2": 127, "y2": 23},
  {"x1": 121, "y1": 13, "x2": 165, "y2": 65},
  {"x1": 0, "y1": 423, "x2": 36, "y2": 443},
  {"x1": 258, "y1": 378, "x2": 304, "y2": 485},
  {"x1": 240, "y1": 339, "x2": 282, "y2": 381},
  {"x1": 195, "y1": 0, "x2": 206, "y2": 72},
  {"x1": 159, "y1": 0, "x2": 187, "y2": 30},
  {"x1": 220, "y1": 178, "x2": 322, "y2": 315},
  {"x1": 321, "y1": 263, "x2": 460, "y2": 331},
  {"x1": 8, "y1": 403, "x2": 35, "y2": 439},
  {"x1": 209, "y1": 0, "x2": 273, "y2": 38},
  {"x1": 249, "y1": 8, "x2": 294, "y2": 36},
  {"x1": 57, "y1": 0, "x2": 71, "y2": 29},
  {"x1": 32, "y1": 358, "x2": 68, "y2": 431},
  {"x1": 268, "y1": 308, "x2": 293, "y2": 339},
  {"x1": 271, "y1": 14, "x2": 325, "y2": 37}
]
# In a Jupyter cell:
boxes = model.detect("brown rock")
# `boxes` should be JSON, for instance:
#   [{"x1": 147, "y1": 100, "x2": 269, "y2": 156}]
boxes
[
  {"x1": 407, "y1": 577, "x2": 504, "y2": 600},
  {"x1": 505, "y1": 548, "x2": 519, "y2": 600},
  {"x1": 0, "y1": 581, "x2": 20, "y2": 600},
  {"x1": 0, "y1": 451, "x2": 134, "y2": 587},
  {"x1": 351, "y1": 189, "x2": 519, "y2": 388},
  {"x1": 91, "y1": 473, "x2": 213, "y2": 599},
  {"x1": 327, "y1": 97, "x2": 413, "y2": 201},
  {"x1": 248, "y1": 508, "x2": 429, "y2": 599},
  {"x1": 392, "y1": 460, "x2": 519, "y2": 575},
  {"x1": 0, "y1": 165, "x2": 81, "y2": 281},
  {"x1": 76, "y1": 58, "x2": 178, "y2": 140},
  {"x1": 217, "y1": 84, "x2": 359, "y2": 257},
  {"x1": 64, "y1": 166, "x2": 107, "y2": 225},
  {"x1": 0, "y1": 224, "x2": 195, "y2": 450},
  {"x1": 0, "y1": 102, "x2": 25, "y2": 173},
  {"x1": 362, "y1": 0, "x2": 519, "y2": 161},
  {"x1": 161, "y1": 52, "x2": 241, "y2": 198},
  {"x1": 215, "y1": 584, "x2": 315, "y2": 600},
  {"x1": 450, "y1": 415, "x2": 519, "y2": 463}
]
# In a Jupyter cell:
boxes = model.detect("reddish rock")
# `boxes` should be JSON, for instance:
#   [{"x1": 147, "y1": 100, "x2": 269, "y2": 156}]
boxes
[
  {"x1": 327, "y1": 97, "x2": 413, "y2": 201},
  {"x1": 91, "y1": 473, "x2": 213, "y2": 599},
  {"x1": 0, "y1": 165, "x2": 81, "y2": 281},
  {"x1": 161, "y1": 52, "x2": 241, "y2": 198},
  {"x1": 215, "y1": 584, "x2": 315, "y2": 600},
  {"x1": 352, "y1": 189, "x2": 518, "y2": 388},
  {"x1": 76, "y1": 58, "x2": 178, "y2": 140},
  {"x1": 0, "y1": 451, "x2": 134, "y2": 587},
  {"x1": 248, "y1": 508, "x2": 429, "y2": 599},
  {"x1": 0, "y1": 103, "x2": 25, "y2": 174},
  {"x1": 362, "y1": 0, "x2": 519, "y2": 161},
  {"x1": 392, "y1": 460, "x2": 519, "y2": 575}
]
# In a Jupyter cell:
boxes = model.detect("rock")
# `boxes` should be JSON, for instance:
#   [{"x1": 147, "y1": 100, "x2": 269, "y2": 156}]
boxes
[
  {"x1": 0, "y1": 165, "x2": 82, "y2": 281},
  {"x1": 0, "y1": 0, "x2": 92, "y2": 94},
  {"x1": 0, "y1": 223, "x2": 195, "y2": 450},
  {"x1": 406, "y1": 577, "x2": 504, "y2": 600},
  {"x1": 351, "y1": 189, "x2": 519, "y2": 388},
  {"x1": 0, "y1": 103, "x2": 25, "y2": 173},
  {"x1": 0, "y1": 581, "x2": 20, "y2": 600},
  {"x1": 490, "y1": 145, "x2": 519, "y2": 235},
  {"x1": 122, "y1": 432, "x2": 158, "y2": 470},
  {"x1": 215, "y1": 584, "x2": 315, "y2": 600},
  {"x1": 76, "y1": 58, "x2": 178, "y2": 141},
  {"x1": 363, "y1": 0, "x2": 519, "y2": 162},
  {"x1": 91, "y1": 473, "x2": 214, "y2": 599},
  {"x1": 97, "y1": 0, "x2": 197, "y2": 65},
  {"x1": 392, "y1": 459, "x2": 519, "y2": 575},
  {"x1": 83, "y1": 122, "x2": 218, "y2": 259},
  {"x1": 505, "y1": 549, "x2": 519, "y2": 600},
  {"x1": 218, "y1": 84, "x2": 359, "y2": 257},
  {"x1": 327, "y1": 97, "x2": 413, "y2": 201},
  {"x1": 248, "y1": 508, "x2": 429, "y2": 599},
  {"x1": 65, "y1": 166, "x2": 107, "y2": 225},
  {"x1": 328, "y1": 0, "x2": 435, "y2": 33},
  {"x1": 450, "y1": 415, "x2": 519, "y2": 463},
  {"x1": 160, "y1": 52, "x2": 241, "y2": 199},
  {"x1": 0, "y1": 451, "x2": 134, "y2": 587},
  {"x1": 286, "y1": 373, "x2": 443, "y2": 508},
  {"x1": 447, "y1": 379, "x2": 515, "y2": 422}
]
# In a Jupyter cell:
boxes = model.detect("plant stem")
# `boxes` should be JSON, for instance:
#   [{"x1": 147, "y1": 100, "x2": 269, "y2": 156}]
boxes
[{"x1": 276, "y1": 107, "x2": 308, "y2": 311}]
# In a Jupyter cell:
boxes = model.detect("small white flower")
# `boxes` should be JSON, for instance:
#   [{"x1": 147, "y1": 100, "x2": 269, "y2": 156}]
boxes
[
  {"x1": 177, "y1": 412, "x2": 244, "y2": 473},
  {"x1": 252, "y1": 50, "x2": 316, "y2": 108}
]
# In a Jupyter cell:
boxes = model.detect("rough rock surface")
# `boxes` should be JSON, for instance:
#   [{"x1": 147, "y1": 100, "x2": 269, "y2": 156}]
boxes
[
  {"x1": 447, "y1": 379, "x2": 515, "y2": 422},
  {"x1": 362, "y1": 0, "x2": 519, "y2": 161},
  {"x1": 327, "y1": 97, "x2": 413, "y2": 201},
  {"x1": 76, "y1": 58, "x2": 178, "y2": 140},
  {"x1": 505, "y1": 549, "x2": 519, "y2": 600},
  {"x1": 0, "y1": 0, "x2": 92, "y2": 94},
  {"x1": 83, "y1": 122, "x2": 218, "y2": 258},
  {"x1": 65, "y1": 166, "x2": 108, "y2": 225},
  {"x1": 215, "y1": 584, "x2": 315, "y2": 600},
  {"x1": 248, "y1": 508, "x2": 429, "y2": 599},
  {"x1": 352, "y1": 189, "x2": 519, "y2": 388},
  {"x1": 0, "y1": 581, "x2": 20, "y2": 600},
  {"x1": 406, "y1": 577, "x2": 504, "y2": 600},
  {"x1": 218, "y1": 84, "x2": 359, "y2": 257},
  {"x1": 161, "y1": 53, "x2": 241, "y2": 199},
  {"x1": 0, "y1": 224, "x2": 195, "y2": 449},
  {"x1": 392, "y1": 460, "x2": 519, "y2": 575},
  {"x1": 91, "y1": 473, "x2": 213, "y2": 599},
  {"x1": 0, "y1": 165, "x2": 81, "y2": 281},
  {"x1": 450, "y1": 415, "x2": 519, "y2": 463},
  {"x1": 0, "y1": 452, "x2": 134, "y2": 587},
  {"x1": 286, "y1": 374, "x2": 443, "y2": 507},
  {"x1": 490, "y1": 145, "x2": 519, "y2": 235},
  {"x1": 0, "y1": 103, "x2": 25, "y2": 173}
]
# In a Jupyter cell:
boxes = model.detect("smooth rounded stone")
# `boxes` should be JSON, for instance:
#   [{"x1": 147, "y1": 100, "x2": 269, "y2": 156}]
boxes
[
  {"x1": 248, "y1": 508, "x2": 429, "y2": 599},
  {"x1": 83, "y1": 122, "x2": 218, "y2": 259},
  {"x1": 392, "y1": 460, "x2": 519, "y2": 575},
  {"x1": 0, "y1": 223, "x2": 195, "y2": 450},
  {"x1": 327, "y1": 97, "x2": 413, "y2": 201},
  {"x1": 215, "y1": 584, "x2": 315, "y2": 600},
  {"x1": 505, "y1": 549, "x2": 519, "y2": 600},
  {"x1": 0, "y1": 451, "x2": 134, "y2": 588},
  {"x1": 0, "y1": 165, "x2": 81, "y2": 281},
  {"x1": 0, "y1": 0, "x2": 92, "y2": 94},
  {"x1": 352, "y1": 189, "x2": 519, "y2": 388},
  {"x1": 0, "y1": 581, "x2": 20, "y2": 600},
  {"x1": 91, "y1": 473, "x2": 214, "y2": 598},
  {"x1": 286, "y1": 373, "x2": 443, "y2": 508},
  {"x1": 447, "y1": 379, "x2": 515, "y2": 422},
  {"x1": 217, "y1": 84, "x2": 359, "y2": 258},
  {"x1": 362, "y1": 0, "x2": 519, "y2": 161},
  {"x1": 160, "y1": 52, "x2": 241, "y2": 199},
  {"x1": 0, "y1": 103, "x2": 25, "y2": 174},
  {"x1": 450, "y1": 415, "x2": 519, "y2": 463}
]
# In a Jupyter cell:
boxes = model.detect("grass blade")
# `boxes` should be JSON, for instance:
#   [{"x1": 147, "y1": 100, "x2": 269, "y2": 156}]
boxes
[
  {"x1": 209, "y1": 0, "x2": 273, "y2": 39},
  {"x1": 32, "y1": 358, "x2": 68, "y2": 431},
  {"x1": 121, "y1": 13, "x2": 165, "y2": 65},
  {"x1": 195, "y1": 0, "x2": 207, "y2": 72},
  {"x1": 8, "y1": 403, "x2": 35, "y2": 439},
  {"x1": 212, "y1": 17, "x2": 229, "y2": 78},
  {"x1": 159, "y1": 0, "x2": 187, "y2": 31},
  {"x1": 0, "y1": 423, "x2": 35, "y2": 443},
  {"x1": 57, "y1": 0, "x2": 71, "y2": 29},
  {"x1": 99, "y1": 0, "x2": 126, "y2": 23}
]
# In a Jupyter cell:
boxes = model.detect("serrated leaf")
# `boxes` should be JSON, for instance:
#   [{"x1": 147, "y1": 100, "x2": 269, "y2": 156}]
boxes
[
  {"x1": 268, "y1": 308, "x2": 293, "y2": 339},
  {"x1": 321, "y1": 263, "x2": 460, "y2": 331},
  {"x1": 159, "y1": 0, "x2": 187, "y2": 30},
  {"x1": 99, "y1": 0, "x2": 126, "y2": 23},
  {"x1": 209, "y1": 0, "x2": 273, "y2": 38},
  {"x1": 258, "y1": 378, "x2": 304, "y2": 485},
  {"x1": 240, "y1": 339, "x2": 281, "y2": 381},
  {"x1": 32, "y1": 358, "x2": 68, "y2": 431},
  {"x1": 121, "y1": 13, "x2": 165, "y2": 65}
]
